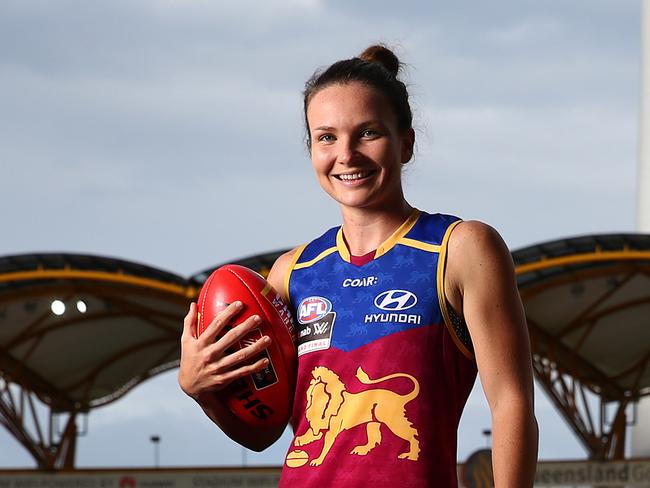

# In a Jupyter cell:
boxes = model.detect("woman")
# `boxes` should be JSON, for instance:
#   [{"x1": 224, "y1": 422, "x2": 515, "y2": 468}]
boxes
[{"x1": 179, "y1": 45, "x2": 538, "y2": 487}]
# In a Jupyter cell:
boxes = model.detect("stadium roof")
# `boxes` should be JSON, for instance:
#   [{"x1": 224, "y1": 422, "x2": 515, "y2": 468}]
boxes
[
  {"x1": 0, "y1": 253, "x2": 192, "y2": 411},
  {"x1": 0, "y1": 250, "x2": 286, "y2": 412},
  {"x1": 190, "y1": 250, "x2": 284, "y2": 286},
  {"x1": 513, "y1": 233, "x2": 650, "y2": 401}
]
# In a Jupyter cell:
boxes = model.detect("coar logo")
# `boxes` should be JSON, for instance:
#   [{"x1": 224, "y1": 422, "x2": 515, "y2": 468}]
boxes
[
  {"x1": 298, "y1": 296, "x2": 332, "y2": 324},
  {"x1": 374, "y1": 290, "x2": 417, "y2": 311}
]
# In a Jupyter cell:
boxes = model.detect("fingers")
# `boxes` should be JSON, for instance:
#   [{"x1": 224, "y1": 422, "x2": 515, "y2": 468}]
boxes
[
  {"x1": 180, "y1": 300, "x2": 273, "y2": 395},
  {"x1": 216, "y1": 333, "x2": 272, "y2": 371},
  {"x1": 182, "y1": 302, "x2": 197, "y2": 339},
  {"x1": 200, "y1": 301, "x2": 245, "y2": 345},
  {"x1": 213, "y1": 356, "x2": 271, "y2": 388},
  {"x1": 210, "y1": 314, "x2": 263, "y2": 356}
]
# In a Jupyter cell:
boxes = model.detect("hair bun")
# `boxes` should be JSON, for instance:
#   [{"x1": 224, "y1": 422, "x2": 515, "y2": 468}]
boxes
[{"x1": 359, "y1": 45, "x2": 400, "y2": 77}]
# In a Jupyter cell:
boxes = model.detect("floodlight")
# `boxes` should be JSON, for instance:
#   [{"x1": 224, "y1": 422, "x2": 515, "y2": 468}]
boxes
[{"x1": 51, "y1": 300, "x2": 65, "y2": 316}]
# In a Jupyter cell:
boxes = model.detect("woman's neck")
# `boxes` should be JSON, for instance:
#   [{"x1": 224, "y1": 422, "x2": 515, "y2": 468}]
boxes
[{"x1": 340, "y1": 200, "x2": 413, "y2": 256}]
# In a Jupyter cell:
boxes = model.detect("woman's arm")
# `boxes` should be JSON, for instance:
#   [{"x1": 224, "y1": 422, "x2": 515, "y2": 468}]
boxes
[
  {"x1": 447, "y1": 221, "x2": 538, "y2": 487},
  {"x1": 177, "y1": 248, "x2": 297, "y2": 451}
]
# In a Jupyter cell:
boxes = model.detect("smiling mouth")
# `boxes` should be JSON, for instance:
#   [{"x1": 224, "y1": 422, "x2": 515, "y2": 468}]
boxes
[{"x1": 334, "y1": 171, "x2": 375, "y2": 181}]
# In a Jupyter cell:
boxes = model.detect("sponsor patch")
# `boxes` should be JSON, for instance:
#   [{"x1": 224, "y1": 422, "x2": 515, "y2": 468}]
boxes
[
  {"x1": 364, "y1": 312, "x2": 421, "y2": 325},
  {"x1": 374, "y1": 289, "x2": 417, "y2": 311},
  {"x1": 297, "y1": 312, "x2": 336, "y2": 356},
  {"x1": 296, "y1": 296, "x2": 336, "y2": 356},
  {"x1": 298, "y1": 296, "x2": 332, "y2": 324},
  {"x1": 342, "y1": 276, "x2": 378, "y2": 288}
]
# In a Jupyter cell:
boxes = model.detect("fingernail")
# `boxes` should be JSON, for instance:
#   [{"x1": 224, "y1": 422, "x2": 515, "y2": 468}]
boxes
[
  {"x1": 234, "y1": 301, "x2": 243, "y2": 308},
  {"x1": 253, "y1": 315, "x2": 262, "y2": 323}
]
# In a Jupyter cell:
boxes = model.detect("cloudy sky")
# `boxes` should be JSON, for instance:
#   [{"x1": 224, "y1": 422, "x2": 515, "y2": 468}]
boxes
[{"x1": 0, "y1": 0, "x2": 642, "y2": 469}]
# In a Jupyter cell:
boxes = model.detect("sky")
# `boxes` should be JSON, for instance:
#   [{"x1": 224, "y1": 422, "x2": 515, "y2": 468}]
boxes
[{"x1": 0, "y1": 0, "x2": 642, "y2": 469}]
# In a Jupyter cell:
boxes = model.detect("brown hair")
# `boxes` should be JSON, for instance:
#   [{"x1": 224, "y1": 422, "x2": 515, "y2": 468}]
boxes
[{"x1": 303, "y1": 45, "x2": 412, "y2": 147}]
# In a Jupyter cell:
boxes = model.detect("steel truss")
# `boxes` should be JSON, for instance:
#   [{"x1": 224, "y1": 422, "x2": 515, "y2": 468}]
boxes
[
  {"x1": 530, "y1": 323, "x2": 634, "y2": 460},
  {"x1": 0, "y1": 375, "x2": 84, "y2": 470}
]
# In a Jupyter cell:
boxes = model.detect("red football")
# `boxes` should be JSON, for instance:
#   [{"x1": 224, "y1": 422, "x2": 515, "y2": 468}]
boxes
[{"x1": 196, "y1": 264, "x2": 297, "y2": 428}]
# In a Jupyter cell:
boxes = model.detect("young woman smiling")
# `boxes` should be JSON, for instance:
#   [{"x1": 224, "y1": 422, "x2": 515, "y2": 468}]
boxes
[{"x1": 179, "y1": 45, "x2": 538, "y2": 488}]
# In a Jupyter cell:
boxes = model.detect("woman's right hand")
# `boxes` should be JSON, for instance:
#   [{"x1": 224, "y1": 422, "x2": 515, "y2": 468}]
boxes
[{"x1": 178, "y1": 301, "x2": 272, "y2": 401}]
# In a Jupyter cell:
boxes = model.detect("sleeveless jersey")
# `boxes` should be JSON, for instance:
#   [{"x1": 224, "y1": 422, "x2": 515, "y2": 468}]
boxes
[{"x1": 279, "y1": 210, "x2": 477, "y2": 488}]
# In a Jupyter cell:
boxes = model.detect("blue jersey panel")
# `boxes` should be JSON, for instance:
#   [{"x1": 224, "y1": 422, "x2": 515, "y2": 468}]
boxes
[
  {"x1": 292, "y1": 245, "x2": 441, "y2": 352},
  {"x1": 288, "y1": 210, "x2": 457, "y2": 354},
  {"x1": 406, "y1": 212, "x2": 459, "y2": 244}
]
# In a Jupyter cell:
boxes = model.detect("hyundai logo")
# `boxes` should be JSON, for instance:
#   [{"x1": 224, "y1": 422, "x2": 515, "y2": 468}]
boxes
[{"x1": 374, "y1": 290, "x2": 417, "y2": 311}]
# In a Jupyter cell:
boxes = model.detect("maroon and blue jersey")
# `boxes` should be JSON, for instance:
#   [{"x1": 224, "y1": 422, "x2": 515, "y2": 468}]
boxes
[{"x1": 279, "y1": 210, "x2": 477, "y2": 488}]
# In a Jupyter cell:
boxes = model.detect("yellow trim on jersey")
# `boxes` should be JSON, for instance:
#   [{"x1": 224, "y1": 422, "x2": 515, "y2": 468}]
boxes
[
  {"x1": 261, "y1": 282, "x2": 272, "y2": 297},
  {"x1": 436, "y1": 220, "x2": 474, "y2": 360},
  {"x1": 335, "y1": 229, "x2": 351, "y2": 263},
  {"x1": 375, "y1": 209, "x2": 421, "y2": 258},
  {"x1": 397, "y1": 237, "x2": 441, "y2": 253},
  {"x1": 335, "y1": 208, "x2": 422, "y2": 261},
  {"x1": 283, "y1": 244, "x2": 307, "y2": 303},
  {"x1": 293, "y1": 247, "x2": 338, "y2": 270}
]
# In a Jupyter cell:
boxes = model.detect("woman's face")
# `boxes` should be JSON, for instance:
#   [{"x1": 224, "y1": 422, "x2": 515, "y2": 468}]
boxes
[{"x1": 306, "y1": 82, "x2": 414, "y2": 212}]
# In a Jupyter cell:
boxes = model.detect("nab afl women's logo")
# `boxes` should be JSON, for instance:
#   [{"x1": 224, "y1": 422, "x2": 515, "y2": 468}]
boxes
[{"x1": 298, "y1": 296, "x2": 332, "y2": 324}]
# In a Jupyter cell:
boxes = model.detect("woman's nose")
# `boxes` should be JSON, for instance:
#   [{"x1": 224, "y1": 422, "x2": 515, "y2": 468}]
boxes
[{"x1": 337, "y1": 138, "x2": 356, "y2": 164}]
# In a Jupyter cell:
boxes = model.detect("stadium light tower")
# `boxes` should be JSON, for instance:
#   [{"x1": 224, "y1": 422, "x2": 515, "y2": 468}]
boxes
[
  {"x1": 633, "y1": 0, "x2": 650, "y2": 458},
  {"x1": 640, "y1": 0, "x2": 650, "y2": 232},
  {"x1": 150, "y1": 435, "x2": 161, "y2": 468}
]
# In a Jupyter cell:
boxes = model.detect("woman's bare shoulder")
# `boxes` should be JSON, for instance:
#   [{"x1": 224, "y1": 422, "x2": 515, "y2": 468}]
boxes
[
  {"x1": 266, "y1": 246, "x2": 304, "y2": 300},
  {"x1": 446, "y1": 220, "x2": 514, "y2": 289},
  {"x1": 449, "y1": 219, "x2": 509, "y2": 255}
]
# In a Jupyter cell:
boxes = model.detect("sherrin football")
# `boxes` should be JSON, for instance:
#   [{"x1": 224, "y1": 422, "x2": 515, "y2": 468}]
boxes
[{"x1": 196, "y1": 264, "x2": 297, "y2": 428}]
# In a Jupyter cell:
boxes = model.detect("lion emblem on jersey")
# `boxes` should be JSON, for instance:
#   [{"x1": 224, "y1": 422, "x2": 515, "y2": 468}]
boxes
[{"x1": 293, "y1": 366, "x2": 420, "y2": 466}]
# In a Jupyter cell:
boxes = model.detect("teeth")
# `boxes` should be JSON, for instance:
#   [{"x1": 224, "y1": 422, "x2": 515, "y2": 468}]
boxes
[{"x1": 338, "y1": 172, "x2": 369, "y2": 181}]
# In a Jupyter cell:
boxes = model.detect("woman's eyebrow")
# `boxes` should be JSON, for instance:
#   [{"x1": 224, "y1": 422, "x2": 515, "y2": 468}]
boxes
[{"x1": 313, "y1": 120, "x2": 385, "y2": 132}]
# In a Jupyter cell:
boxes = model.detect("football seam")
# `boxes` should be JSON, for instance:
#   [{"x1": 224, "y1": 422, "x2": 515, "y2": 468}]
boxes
[{"x1": 226, "y1": 267, "x2": 274, "y2": 336}]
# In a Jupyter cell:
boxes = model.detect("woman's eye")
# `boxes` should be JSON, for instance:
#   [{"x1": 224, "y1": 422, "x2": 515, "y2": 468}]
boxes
[
  {"x1": 362, "y1": 129, "x2": 379, "y2": 138},
  {"x1": 318, "y1": 134, "x2": 335, "y2": 143}
]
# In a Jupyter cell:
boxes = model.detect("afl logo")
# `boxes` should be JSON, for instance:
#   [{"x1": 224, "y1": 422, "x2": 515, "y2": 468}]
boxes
[
  {"x1": 374, "y1": 290, "x2": 417, "y2": 311},
  {"x1": 298, "y1": 296, "x2": 332, "y2": 324}
]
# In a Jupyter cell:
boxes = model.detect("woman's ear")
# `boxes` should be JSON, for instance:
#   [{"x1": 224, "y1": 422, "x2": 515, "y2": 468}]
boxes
[{"x1": 401, "y1": 128, "x2": 415, "y2": 164}]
